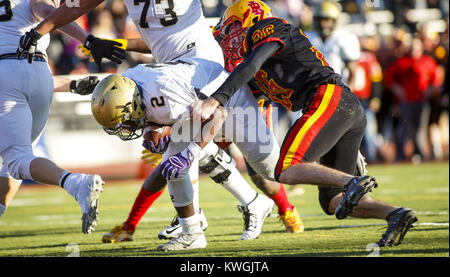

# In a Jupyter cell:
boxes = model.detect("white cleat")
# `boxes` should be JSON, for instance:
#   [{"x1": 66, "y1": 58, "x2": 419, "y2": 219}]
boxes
[
  {"x1": 158, "y1": 209, "x2": 208, "y2": 240},
  {"x1": 238, "y1": 194, "x2": 274, "y2": 240},
  {"x1": 157, "y1": 232, "x2": 207, "y2": 252},
  {"x1": 76, "y1": 174, "x2": 104, "y2": 234}
]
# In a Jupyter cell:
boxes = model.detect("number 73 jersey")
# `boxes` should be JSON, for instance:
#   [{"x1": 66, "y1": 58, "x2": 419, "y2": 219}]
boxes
[{"x1": 123, "y1": 0, "x2": 223, "y2": 64}]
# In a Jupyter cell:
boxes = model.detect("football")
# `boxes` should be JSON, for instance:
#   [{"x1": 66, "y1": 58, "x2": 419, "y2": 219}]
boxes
[{"x1": 143, "y1": 124, "x2": 172, "y2": 146}]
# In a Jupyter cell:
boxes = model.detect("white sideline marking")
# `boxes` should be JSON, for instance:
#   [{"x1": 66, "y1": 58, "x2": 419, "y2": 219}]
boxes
[
  {"x1": 9, "y1": 198, "x2": 65, "y2": 207},
  {"x1": 416, "y1": 211, "x2": 448, "y2": 215}
]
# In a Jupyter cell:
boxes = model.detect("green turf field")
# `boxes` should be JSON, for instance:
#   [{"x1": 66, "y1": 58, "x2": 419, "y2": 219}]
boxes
[{"x1": 0, "y1": 162, "x2": 448, "y2": 257}]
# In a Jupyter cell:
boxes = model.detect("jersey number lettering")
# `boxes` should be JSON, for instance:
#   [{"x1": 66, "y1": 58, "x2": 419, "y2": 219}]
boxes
[
  {"x1": 0, "y1": 0, "x2": 13, "y2": 22},
  {"x1": 150, "y1": 96, "x2": 166, "y2": 108},
  {"x1": 156, "y1": 0, "x2": 177, "y2": 27},
  {"x1": 134, "y1": 0, "x2": 177, "y2": 29}
]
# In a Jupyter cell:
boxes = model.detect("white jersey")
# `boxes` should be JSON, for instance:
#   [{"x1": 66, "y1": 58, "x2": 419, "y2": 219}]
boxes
[
  {"x1": 123, "y1": 0, "x2": 223, "y2": 65},
  {"x1": 122, "y1": 58, "x2": 226, "y2": 125},
  {"x1": 122, "y1": 58, "x2": 280, "y2": 181},
  {"x1": 0, "y1": 0, "x2": 50, "y2": 55},
  {"x1": 305, "y1": 29, "x2": 360, "y2": 82}
]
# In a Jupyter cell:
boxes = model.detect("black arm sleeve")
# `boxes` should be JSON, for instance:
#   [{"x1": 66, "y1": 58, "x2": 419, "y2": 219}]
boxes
[{"x1": 211, "y1": 42, "x2": 281, "y2": 106}]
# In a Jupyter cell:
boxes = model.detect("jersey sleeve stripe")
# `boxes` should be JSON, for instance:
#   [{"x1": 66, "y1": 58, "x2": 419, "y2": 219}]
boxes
[{"x1": 252, "y1": 37, "x2": 285, "y2": 56}]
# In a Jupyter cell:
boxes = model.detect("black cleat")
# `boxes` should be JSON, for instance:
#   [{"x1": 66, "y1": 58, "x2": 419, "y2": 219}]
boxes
[
  {"x1": 377, "y1": 207, "x2": 418, "y2": 247},
  {"x1": 335, "y1": 176, "x2": 378, "y2": 220}
]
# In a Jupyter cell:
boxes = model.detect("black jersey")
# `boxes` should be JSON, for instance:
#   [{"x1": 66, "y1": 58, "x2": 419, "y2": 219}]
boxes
[{"x1": 244, "y1": 18, "x2": 342, "y2": 111}]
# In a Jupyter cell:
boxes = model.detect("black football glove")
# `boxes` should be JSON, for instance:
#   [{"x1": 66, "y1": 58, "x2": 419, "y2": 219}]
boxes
[
  {"x1": 70, "y1": 76, "x2": 99, "y2": 95},
  {"x1": 84, "y1": 35, "x2": 126, "y2": 71},
  {"x1": 17, "y1": 28, "x2": 43, "y2": 63}
]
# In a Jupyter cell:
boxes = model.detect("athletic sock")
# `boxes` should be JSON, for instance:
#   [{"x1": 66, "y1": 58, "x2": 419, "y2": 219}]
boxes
[
  {"x1": 220, "y1": 167, "x2": 258, "y2": 206},
  {"x1": 58, "y1": 170, "x2": 72, "y2": 189},
  {"x1": 269, "y1": 184, "x2": 294, "y2": 215},
  {"x1": 178, "y1": 213, "x2": 202, "y2": 233},
  {"x1": 0, "y1": 204, "x2": 6, "y2": 219},
  {"x1": 59, "y1": 171, "x2": 84, "y2": 198},
  {"x1": 124, "y1": 187, "x2": 164, "y2": 232}
]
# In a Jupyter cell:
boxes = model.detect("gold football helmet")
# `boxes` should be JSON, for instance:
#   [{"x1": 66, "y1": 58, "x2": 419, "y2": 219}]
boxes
[
  {"x1": 315, "y1": 0, "x2": 342, "y2": 20},
  {"x1": 213, "y1": 0, "x2": 272, "y2": 62},
  {"x1": 91, "y1": 75, "x2": 147, "y2": 140},
  {"x1": 313, "y1": 0, "x2": 342, "y2": 38}
]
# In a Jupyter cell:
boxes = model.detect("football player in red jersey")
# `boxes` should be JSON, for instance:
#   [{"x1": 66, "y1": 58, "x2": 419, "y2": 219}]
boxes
[{"x1": 172, "y1": 0, "x2": 418, "y2": 247}]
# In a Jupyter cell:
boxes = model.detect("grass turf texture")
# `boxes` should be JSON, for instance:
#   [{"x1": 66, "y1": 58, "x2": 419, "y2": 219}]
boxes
[{"x1": 0, "y1": 162, "x2": 448, "y2": 257}]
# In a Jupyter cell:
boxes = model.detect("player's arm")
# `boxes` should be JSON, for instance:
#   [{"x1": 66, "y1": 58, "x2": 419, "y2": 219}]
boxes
[
  {"x1": 53, "y1": 76, "x2": 99, "y2": 95},
  {"x1": 34, "y1": 0, "x2": 104, "y2": 36},
  {"x1": 192, "y1": 42, "x2": 280, "y2": 122},
  {"x1": 160, "y1": 106, "x2": 228, "y2": 180},
  {"x1": 211, "y1": 42, "x2": 280, "y2": 106},
  {"x1": 30, "y1": 0, "x2": 88, "y2": 43},
  {"x1": 126, "y1": 38, "x2": 151, "y2": 54}
]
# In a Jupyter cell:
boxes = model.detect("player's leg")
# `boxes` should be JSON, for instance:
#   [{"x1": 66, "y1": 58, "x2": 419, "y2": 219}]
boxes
[
  {"x1": 245, "y1": 160, "x2": 304, "y2": 233},
  {"x1": 320, "y1": 132, "x2": 416, "y2": 246},
  {"x1": 248, "y1": 101, "x2": 304, "y2": 233},
  {"x1": 0, "y1": 61, "x2": 103, "y2": 233},
  {"x1": 157, "y1": 148, "x2": 206, "y2": 251},
  {"x1": 0, "y1": 173, "x2": 20, "y2": 219},
  {"x1": 198, "y1": 141, "x2": 273, "y2": 240},
  {"x1": 102, "y1": 165, "x2": 166, "y2": 243},
  {"x1": 275, "y1": 85, "x2": 377, "y2": 218},
  {"x1": 0, "y1": 163, "x2": 20, "y2": 216}
]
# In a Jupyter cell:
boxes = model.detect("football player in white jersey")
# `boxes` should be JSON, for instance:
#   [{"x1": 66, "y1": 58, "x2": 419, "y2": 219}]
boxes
[
  {"x1": 0, "y1": 0, "x2": 107, "y2": 233},
  {"x1": 18, "y1": 0, "x2": 304, "y2": 241},
  {"x1": 17, "y1": 0, "x2": 223, "y2": 67},
  {"x1": 90, "y1": 58, "x2": 287, "y2": 251},
  {"x1": 305, "y1": 0, "x2": 360, "y2": 88}
]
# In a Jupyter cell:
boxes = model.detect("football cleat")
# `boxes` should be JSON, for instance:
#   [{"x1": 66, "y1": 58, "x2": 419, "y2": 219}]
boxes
[
  {"x1": 238, "y1": 194, "x2": 274, "y2": 240},
  {"x1": 356, "y1": 151, "x2": 368, "y2": 176},
  {"x1": 77, "y1": 174, "x2": 103, "y2": 234},
  {"x1": 102, "y1": 223, "x2": 134, "y2": 243},
  {"x1": 377, "y1": 207, "x2": 418, "y2": 247},
  {"x1": 335, "y1": 175, "x2": 377, "y2": 220},
  {"x1": 158, "y1": 209, "x2": 208, "y2": 240},
  {"x1": 156, "y1": 231, "x2": 207, "y2": 252},
  {"x1": 279, "y1": 207, "x2": 305, "y2": 233}
]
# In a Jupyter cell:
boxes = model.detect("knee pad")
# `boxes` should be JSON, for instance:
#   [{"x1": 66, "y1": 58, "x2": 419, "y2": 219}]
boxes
[
  {"x1": 1, "y1": 145, "x2": 35, "y2": 181},
  {"x1": 199, "y1": 146, "x2": 235, "y2": 184},
  {"x1": 167, "y1": 175, "x2": 194, "y2": 208},
  {"x1": 318, "y1": 186, "x2": 344, "y2": 215}
]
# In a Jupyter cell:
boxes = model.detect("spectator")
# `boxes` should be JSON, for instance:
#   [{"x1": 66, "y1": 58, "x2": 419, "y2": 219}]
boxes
[
  {"x1": 385, "y1": 36, "x2": 444, "y2": 162},
  {"x1": 353, "y1": 36, "x2": 384, "y2": 163}
]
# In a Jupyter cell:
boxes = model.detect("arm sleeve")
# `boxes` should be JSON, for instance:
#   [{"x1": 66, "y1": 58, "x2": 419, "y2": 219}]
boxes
[{"x1": 211, "y1": 42, "x2": 280, "y2": 106}]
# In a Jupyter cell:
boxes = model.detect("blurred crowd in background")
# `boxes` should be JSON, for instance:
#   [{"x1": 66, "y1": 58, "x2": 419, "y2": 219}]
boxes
[{"x1": 47, "y1": 0, "x2": 449, "y2": 165}]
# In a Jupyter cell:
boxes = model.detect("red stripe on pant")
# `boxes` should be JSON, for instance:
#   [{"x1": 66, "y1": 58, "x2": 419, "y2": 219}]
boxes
[{"x1": 275, "y1": 84, "x2": 342, "y2": 179}]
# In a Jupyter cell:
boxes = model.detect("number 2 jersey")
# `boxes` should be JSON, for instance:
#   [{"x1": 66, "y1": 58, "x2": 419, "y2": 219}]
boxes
[
  {"x1": 122, "y1": 59, "x2": 229, "y2": 126},
  {"x1": 0, "y1": 0, "x2": 50, "y2": 55},
  {"x1": 123, "y1": 0, "x2": 223, "y2": 65},
  {"x1": 243, "y1": 17, "x2": 342, "y2": 112}
]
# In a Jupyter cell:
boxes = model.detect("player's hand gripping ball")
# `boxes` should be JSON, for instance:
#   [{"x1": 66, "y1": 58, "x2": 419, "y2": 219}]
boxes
[{"x1": 142, "y1": 125, "x2": 172, "y2": 154}]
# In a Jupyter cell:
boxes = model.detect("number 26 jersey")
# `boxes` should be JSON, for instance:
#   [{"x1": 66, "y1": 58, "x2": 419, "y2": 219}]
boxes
[{"x1": 244, "y1": 18, "x2": 342, "y2": 112}]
